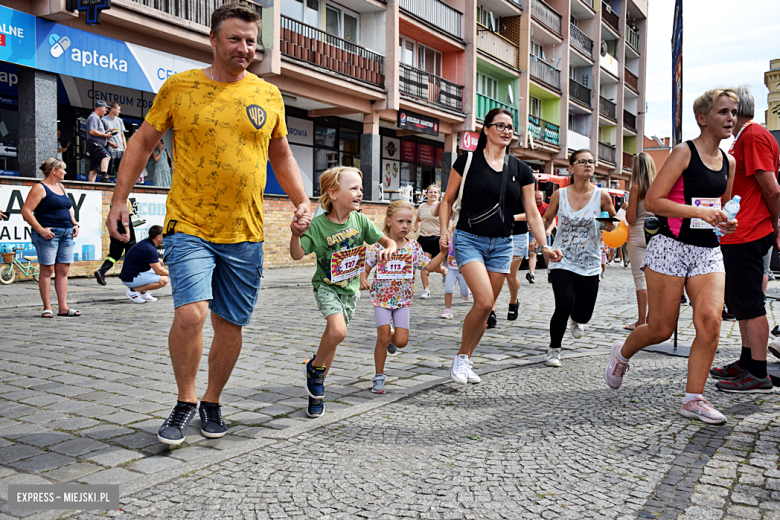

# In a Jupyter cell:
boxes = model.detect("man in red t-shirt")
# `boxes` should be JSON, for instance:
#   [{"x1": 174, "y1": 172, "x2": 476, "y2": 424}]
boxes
[
  {"x1": 527, "y1": 191, "x2": 553, "y2": 283},
  {"x1": 713, "y1": 86, "x2": 780, "y2": 394}
]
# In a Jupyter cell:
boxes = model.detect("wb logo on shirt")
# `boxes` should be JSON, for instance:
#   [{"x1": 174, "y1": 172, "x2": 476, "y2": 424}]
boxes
[{"x1": 246, "y1": 104, "x2": 267, "y2": 130}]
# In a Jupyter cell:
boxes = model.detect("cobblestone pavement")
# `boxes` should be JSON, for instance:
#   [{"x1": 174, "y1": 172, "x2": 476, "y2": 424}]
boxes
[{"x1": 2, "y1": 266, "x2": 780, "y2": 519}]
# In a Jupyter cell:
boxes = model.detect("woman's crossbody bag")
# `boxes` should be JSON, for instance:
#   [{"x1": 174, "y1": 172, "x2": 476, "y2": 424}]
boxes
[{"x1": 455, "y1": 154, "x2": 511, "y2": 235}]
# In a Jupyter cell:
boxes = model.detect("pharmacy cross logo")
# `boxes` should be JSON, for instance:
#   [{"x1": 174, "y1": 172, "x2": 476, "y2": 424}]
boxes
[
  {"x1": 67, "y1": 0, "x2": 112, "y2": 26},
  {"x1": 246, "y1": 104, "x2": 266, "y2": 130},
  {"x1": 49, "y1": 34, "x2": 71, "y2": 58}
]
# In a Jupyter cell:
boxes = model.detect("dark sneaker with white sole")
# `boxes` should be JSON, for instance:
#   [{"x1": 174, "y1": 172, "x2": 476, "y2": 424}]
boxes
[
  {"x1": 304, "y1": 358, "x2": 325, "y2": 399},
  {"x1": 94, "y1": 270, "x2": 106, "y2": 286},
  {"x1": 716, "y1": 373, "x2": 774, "y2": 394},
  {"x1": 709, "y1": 361, "x2": 746, "y2": 380},
  {"x1": 307, "y1": 396, "x2": 324, "y2": 418},
  {"x1": 157, "y1": 402, "x2": 197, "y2": 445},
  {"x1": 198, "y1": 402, "x2": 228, "y2": 438}
]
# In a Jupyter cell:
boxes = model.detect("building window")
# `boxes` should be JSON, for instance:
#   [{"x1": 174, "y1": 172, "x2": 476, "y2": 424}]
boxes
[
  {"x1": 325, "y1": 5, "x2": 359, "y2": 44},
  {"x1": 530, "y1": 96, "x2": 542, "y2": 118},
  {"x1": 530, "y1": 41, "x2": 544, "y2": 60},
  {"x1": 477, "y1": 6, "x2": 496, "y2": 30},
  {"x1": 399, "y1": 36, "x2": 442, "y2": 76},
  {"x1": 281, "y1": 0, "x2": 320, "y2": 27},
  {"x1": 568, "y1": 113, "x2": 574, "y2": 130},
  {"x1": 477, "y1": 72, "x2": 498, "y2": 100}
]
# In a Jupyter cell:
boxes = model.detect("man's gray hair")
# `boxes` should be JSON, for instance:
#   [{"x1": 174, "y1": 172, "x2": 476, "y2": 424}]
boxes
[{"x1": 732, "y1": 85, "x2": 755, "y2": 119}]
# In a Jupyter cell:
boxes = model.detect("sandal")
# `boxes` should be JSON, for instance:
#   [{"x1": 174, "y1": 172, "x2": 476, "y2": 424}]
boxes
[
  {"x1": 41, "y1": 309, "x2": 53, "y2": 319},
  {"x1": 623, "y1": 321, "x2": 638, "y2": 331},
  {"x1": 57, "y1": 308, "x2": 81, "y2": 317}
]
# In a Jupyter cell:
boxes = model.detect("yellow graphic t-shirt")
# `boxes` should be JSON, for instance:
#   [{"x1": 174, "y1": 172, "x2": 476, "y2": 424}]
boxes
[{"x1": 145, "y1": 69, "x2": 287, "y2": 243}]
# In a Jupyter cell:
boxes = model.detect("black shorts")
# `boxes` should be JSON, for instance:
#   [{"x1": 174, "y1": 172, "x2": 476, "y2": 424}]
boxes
[
  {"x1": 86, "y1": 141, "x2": 110, "y2": 172},
  {"x1": 722, "y1": 233, "x2": 773, "y2": 321},
  {"x1": 417, "y1": 235, "x2": 440, "y2": 256}
]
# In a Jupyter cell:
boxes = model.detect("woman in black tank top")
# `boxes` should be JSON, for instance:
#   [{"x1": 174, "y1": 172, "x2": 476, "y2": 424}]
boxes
[{"x1": 603, "y1": 88, "x2": 738, "y2": 425}]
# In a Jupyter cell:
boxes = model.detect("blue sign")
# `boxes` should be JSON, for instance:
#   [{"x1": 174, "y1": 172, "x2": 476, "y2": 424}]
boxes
[{"x1": 0, "y1": 5, "x2": 36, "y2": 67}]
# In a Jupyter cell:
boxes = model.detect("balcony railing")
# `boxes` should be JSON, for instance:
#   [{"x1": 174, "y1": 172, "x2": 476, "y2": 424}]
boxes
[
  {"x1": 569, "y1": 78, "x2": 591, "y2": 107},
  {"x1": 579, "y1": 0, "x2": 594, "y2": 8},
  {"x1": 280, "y1": 16, "x2": 385, "y2": 88},
  {"x1": 623, "y1": 110, "x2": 637, "y2": 131},
  {"x1": 477, "y1": 24, "x2": 519, "y2": 68},
  {"x1": 530, "y1": 57, "x2": 561, "y2": 90},
  {"x1": 570, "y1": 23, "x2": 593, "y2": 59},
  {"x1": 127, "y1": 0, "x2": 262, "y2": 27},
  {"x1": 599, "y1": 96, "x2": 616, "y2": 119},
  {"x1": 529, "y1": 115, "x2": 560, "y2": 146},
  {"x1": 399, "y1": 63, "x2": 464, "y2": 111},
  {"x1": 476, "y1": 94, "x2": 519, "y2": 130},
  {"x1": 623, "y1": 152, "x2": 634, "y2": 170},
  {"x1": 598, "y1": 141, "x2": 616, "y2": 164},
  {"x1": 625, "y1": 68, "x2": 638, "y2": 91},
  {"x1": 626, "y1": 25, "x2": 640, "y2": 53},
  {"x1": 601, "y1": 1, "x2": 620, "y2": 33},
  {"x1": 399, "y1": 0, "x2": 462, "y2": 39},
  {"x1": 531, "y1": 0, "x2": 562, "y2": 35}
]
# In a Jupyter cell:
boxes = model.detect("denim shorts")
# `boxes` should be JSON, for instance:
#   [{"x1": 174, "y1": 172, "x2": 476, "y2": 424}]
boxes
[
  {"x1": 452, "y1": 229, "x2": 513, "y2": 274},
  {"x1": 122, "y1": 268, "x2": 161, "y2": 289},
  {"x1": 163, "y1": 232, "x2": 264, "y2": 326},
  {"x1": 512, "y1": 233, "x2": 529, "y2": 259},
  {"x1": 31, "y1": 228, "x2": 73, "y2": 265}
]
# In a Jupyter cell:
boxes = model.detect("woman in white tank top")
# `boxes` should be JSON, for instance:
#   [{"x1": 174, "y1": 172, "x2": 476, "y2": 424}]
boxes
[{"x1": 541, "y1": 150, "x2": 618, "y2": 367}]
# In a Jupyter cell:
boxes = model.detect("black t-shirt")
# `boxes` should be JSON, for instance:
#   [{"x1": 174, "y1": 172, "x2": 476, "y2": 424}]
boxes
[
  {"x1": 512, "y1": 191, "x2": 529, "y2": 235},
  {"x1": 453, "y1": 150, "x2": 534, "y2": 237},
  {"x1": 119, "y1": 238, "x2": 160, "y2": 282}
]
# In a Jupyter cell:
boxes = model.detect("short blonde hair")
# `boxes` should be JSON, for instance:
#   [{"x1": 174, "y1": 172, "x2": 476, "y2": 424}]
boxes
[
  {"x1": 383, "y1": 199, "x2": 414, "y2": 234},
  {"x1": 318, "y1": 166, "x2": 363, "y2": 214},
  {"x1": 39, "y1": 157, "x2": 66, "y2": 177},
  {"x1": 693, "y1": 88, "x2": 739, "y2": 122}
]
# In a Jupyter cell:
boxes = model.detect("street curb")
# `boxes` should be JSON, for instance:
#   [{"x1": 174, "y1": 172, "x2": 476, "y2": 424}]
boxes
[{"x1": 27, "y1": 347, "x2": 612, "y2": 520}]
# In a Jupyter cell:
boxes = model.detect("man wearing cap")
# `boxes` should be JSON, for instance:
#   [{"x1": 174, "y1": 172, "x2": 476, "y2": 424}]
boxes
[{"x1": 87, "y1": 100, "x2": 113, "y2": 183}]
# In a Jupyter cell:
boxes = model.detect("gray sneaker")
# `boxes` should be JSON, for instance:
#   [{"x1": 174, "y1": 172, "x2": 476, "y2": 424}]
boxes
[
  {"x1": 371, "y1": 374, "x2": 386, "y2": 394},
  {"x1": 545, "y1": 348, "x2": 562, "y2": 367},
  {"x1": 387, "y1": 343, "x2": 398, "y2": 355}
]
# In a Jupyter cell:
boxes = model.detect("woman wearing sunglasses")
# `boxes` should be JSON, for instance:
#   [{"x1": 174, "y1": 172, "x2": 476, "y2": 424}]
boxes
[
  {"x1": 438, "y1": 108, "x2": 561, "y2": 384},
  {"x1": 541, "y1": 150, "x2": 617, "y2": 368}
]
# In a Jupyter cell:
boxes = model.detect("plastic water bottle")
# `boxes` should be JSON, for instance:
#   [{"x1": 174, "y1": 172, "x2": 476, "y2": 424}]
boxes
[
  {"x1": 714, "y1": 196, "x2": 741, "y2": 242},
  {"x1": 598, "y1": 211, "x2": 609, "y2": 229}
]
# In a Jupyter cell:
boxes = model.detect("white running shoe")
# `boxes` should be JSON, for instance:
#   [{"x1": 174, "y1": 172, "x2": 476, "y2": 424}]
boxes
[
  {"x1": 768, "y1": 332, "x2": 780, "y2": 361},
  {"x1": 545, "y1": 348, "x2": 562, "y2": 367},
  {"x1": 140, "y1": 292, "x2": 157, "y2": 302},
  {"x1": 441, "y1": 309, "x2": 453, "y2": 319},
  {"x1": 450, "y1": 354, "x2": 470, "y2": 384},
  {"x1": 126, "y1": 288, "x2": 146, "y2": 304},
  {"x1": 465, "y1": 358, "x2": 481, "y2": 383},
  {"x1": 420, "y1": 289, "x2": 431, "y2": 299},
  {"x1": 570, "y1": 319, "x2": 585, "y2": 339},
  {"x1": 604, "y1": 341, "x2": 629, "y2": 389}
]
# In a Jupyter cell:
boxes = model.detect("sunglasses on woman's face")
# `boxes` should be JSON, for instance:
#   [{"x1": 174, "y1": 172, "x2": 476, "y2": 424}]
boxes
[{"x1": 487, "y1": 122, "x2": 514, "y2": 133}]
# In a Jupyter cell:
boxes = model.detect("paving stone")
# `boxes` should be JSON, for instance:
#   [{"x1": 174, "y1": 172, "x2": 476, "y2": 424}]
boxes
[
  {"x1": 0, "y1": 473, "x2": 51, "y2": 502},
  {"x1": 42, "y1": 462, "x2": 103, "y2": 483},
  {"x1": 126, "y1": 455, "x2": 182, "y2": 474},
  {"x1": 0, "y1": 445, "x2": 43, "y2": 463},
  {"x1": 82, "y1": 446, "x2": 143, "y2": 467},
  {"x1": 15, "y1": 431, "x2": 74, "y2": 447},
  {"x1": 81, "y1": 467, "x2": 139, "y2": 485},
  {"x1": 10, "y1": 453, "x2": 75, "y2": 472},
  {"x1": 49, "y1": 438, "x2": 107, "y2": 457}
]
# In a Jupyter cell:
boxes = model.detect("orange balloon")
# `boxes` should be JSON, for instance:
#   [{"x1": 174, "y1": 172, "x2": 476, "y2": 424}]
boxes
[{"x1": 602, "y1": 220, "x2": 628, "y2": 248}]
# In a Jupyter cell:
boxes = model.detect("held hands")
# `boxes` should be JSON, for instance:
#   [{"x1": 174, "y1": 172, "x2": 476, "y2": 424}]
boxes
[
  {"x1": 716, "y1": 219, "x2": 738, "y2": 235},
  {"x1": 439, "y1": 232, "x2": 450, "y2": 254},
  {"x1": 106, "y1": 202, "x2": 131, "y2": 243},
  {"x1": 40, "y1": 227, "x2": 55, "y2": 240},
  {"x1": 291, "y1": 203, "x2": 312, "y2": 237},
  {"x1": 542, "y1": 246, "x2": 563, "y2": 263}
]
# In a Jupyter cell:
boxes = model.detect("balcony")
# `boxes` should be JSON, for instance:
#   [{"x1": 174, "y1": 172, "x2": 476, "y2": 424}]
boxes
[
  {"x1": 598, "y1": 141, "x2": 616, "y2": 164},
  {"x1": 570, "y1": 24, "x2": 593, "y2": 59},
  {"x1": 531, "y1": 0, "x2": 562, "y2": 36},
  {"x1": 569, "y1": 78, "x2": 591, "y2": 107},
  {"x1": 568, "y1": 130, "x2": 591, "y2": 150},
  {"x1": 127, "y1": 0, "x2": 262, "y2": 27},
  {"x1": 625, "y1": 68, "x2": 638, "y2": 91},
  {"x1": 601, "y1": 1, "x2": 620, "y2": 34},
  {"x1": 530, "y1": 57, "x2": 561, "y2": 91},
  {"x1": 399, "y1": 63, "x2": 464, "y2": 111},
  {"x1": 399, "y1": 0, "x2": 463, "y2": 39},
  {"x1": 579, "y1": 0, "x2": 594, "y2": 7},
  {"x1": 626, "y1": 25, "x2": 640, "y2": 53},
  {"x1": 623, "y1": 152, "x2": 634, "y2": 170},
  {"x1": 529, "y1": 115, "x2": 560, "y2": 146},
  {"x1": 623, "y1": 110, "x2": 637, "y2": 132},
  {"x1": 476, "y1": 94, "x2": 519, "y2": 130},
  {"x1": 599, "y1": 96, "x2": 616, "y2": 119},
  {"x1": 280, "y1": 16, "x2": 385, "y2": 88},
  {"x1": 477, "y1": 25, "x2": 519, "y2": 68}
]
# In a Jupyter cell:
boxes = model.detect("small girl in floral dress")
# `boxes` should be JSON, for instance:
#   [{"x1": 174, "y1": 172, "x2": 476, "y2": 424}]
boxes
[{"x1": 360, "y1": 200, "x2": 446, "y2": 393}]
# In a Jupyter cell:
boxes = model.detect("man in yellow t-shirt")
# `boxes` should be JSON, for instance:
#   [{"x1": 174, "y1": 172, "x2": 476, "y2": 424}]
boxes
[{"x1": 106, "y1": 3, "x2": 312, "y2": 446}]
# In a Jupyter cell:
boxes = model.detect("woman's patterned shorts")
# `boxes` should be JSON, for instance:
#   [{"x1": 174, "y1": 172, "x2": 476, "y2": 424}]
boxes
[{"x1": 641, "y1": 234, "x2": 725, "y2": 278}]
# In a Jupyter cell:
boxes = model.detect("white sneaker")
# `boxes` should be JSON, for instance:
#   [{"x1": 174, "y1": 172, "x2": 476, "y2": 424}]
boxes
[
  {"x1": 546, "y1": 348, "x2": 562, "y2": 367},
  {"x1": 769, "y1": 335, "x2": 780, "y2": 361},
  {"x1": 450, "y1": 354, "x2": 470, "y2": 384},
  {"x1": 465, "y1": 358, "x2": 481, "y2": 383},
  {"x1": 570, "y1": 319, "x2": 585, "y2": 339},
  {"x1": 126, "y1": 288, "x2": 146, "y2": 304},
  {"x1": 441, "y1": 309, "x2": 453, "y2": 319},
  {"x1": 140, "y1": 292, "x2": 157, "y2": 302},
  {"x1": 420, "y1": 288, "x2": 431, "y2": 299}
]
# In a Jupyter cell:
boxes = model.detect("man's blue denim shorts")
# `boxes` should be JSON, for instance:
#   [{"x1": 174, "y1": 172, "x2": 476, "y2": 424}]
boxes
[
  {"x1": 31, "y1": 228, "x2": 73, "y2": 265},
  {"x1": 163, "y1": 232, "x2": 264, "y2": 326},
  {"x1": 512, "y1": 233, "x2": 529, "y2": 259},
  {"x1": 452, "y1": 229, "x2": 513, "y2": 274}
]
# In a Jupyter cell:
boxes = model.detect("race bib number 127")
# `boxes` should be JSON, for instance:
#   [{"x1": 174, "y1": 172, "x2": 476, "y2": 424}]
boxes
[{"x1": 330, "y1": 245, "x2": 367, "y2": 283}]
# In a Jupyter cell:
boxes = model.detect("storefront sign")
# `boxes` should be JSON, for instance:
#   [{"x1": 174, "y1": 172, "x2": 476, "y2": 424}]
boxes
[
  {"x1": 382, "y1": 137, "x2": 400, "y2": 160},
  {"x1": 460, "y1": 131, "x2": 480, "y2": 151},
  {"x1": 417, "y1": 144, "x2": 434, "y2": 166},
  {"x1": 1, "y1": 185, "x2": 102, "y2": 261},
  {"x1": 397, "y1": 109, "x2": 439, "y2": 136},
  {"x1": 286, "y1": 117, "x2": 314, "y2": 146},
  {"x1": 0, "y1": 6, "x2": 36, "y2": 67},
  {"x1": 400, "y1": 140, "x2": 416, "y2": 163}
]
